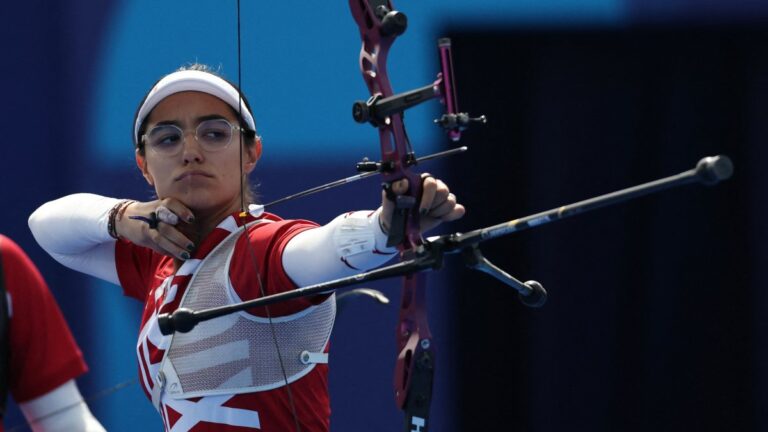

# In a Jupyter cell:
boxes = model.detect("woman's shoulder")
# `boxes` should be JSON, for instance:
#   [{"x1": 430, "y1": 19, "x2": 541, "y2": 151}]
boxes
[{"x1": 232, "y1": 213, "x2": 319, "y2": 264}]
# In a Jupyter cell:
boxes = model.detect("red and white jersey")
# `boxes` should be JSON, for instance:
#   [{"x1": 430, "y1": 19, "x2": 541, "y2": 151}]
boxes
[
  {"x1": 115, "y1": 213, "x2": 331, "y2": 432},
  {"x1": 0, "y1": 235, "x2": 87, "y2": 430}
]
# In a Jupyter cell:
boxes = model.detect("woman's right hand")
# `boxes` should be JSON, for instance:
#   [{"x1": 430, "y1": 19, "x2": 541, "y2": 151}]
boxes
[{"x1": 116, "y1": 198, "x2": 196, "y2": 260}]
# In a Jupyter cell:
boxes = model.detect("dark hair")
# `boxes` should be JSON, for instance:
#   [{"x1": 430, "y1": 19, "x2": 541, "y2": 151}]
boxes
[{"x1": 134, "y1": 63, "x2": 261, "y2": 204}]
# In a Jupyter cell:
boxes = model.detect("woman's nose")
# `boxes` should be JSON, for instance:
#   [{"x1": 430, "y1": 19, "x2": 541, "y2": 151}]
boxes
[{"x1": 181, "y1": 131, "x2": 204, "y2": 163}]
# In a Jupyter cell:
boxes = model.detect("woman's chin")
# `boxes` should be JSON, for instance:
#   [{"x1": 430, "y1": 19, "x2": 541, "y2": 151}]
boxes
[{"x1": 163, "y1": 190, "x2": 235, "y2": 214}]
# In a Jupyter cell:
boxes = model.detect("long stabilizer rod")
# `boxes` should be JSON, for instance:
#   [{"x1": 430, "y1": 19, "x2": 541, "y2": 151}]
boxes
[{"x1": 445, "y1": 155, "x2": 733, "y2": 250}]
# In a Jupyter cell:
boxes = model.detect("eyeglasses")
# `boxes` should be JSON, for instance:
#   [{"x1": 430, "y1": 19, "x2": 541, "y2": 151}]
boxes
[{"x1": 142, "y1": 118, "x2": 248, "y2": 156}]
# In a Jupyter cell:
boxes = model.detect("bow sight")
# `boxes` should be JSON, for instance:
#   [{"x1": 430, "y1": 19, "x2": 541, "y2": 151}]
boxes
[{"x1": 351, "y1": 38, "x2": 486, "y2": 142}]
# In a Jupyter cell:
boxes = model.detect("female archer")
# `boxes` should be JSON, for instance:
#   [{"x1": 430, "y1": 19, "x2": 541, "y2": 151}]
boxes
[{"x1": 28, "y1": 64, "x2": 464, "y2": 431}]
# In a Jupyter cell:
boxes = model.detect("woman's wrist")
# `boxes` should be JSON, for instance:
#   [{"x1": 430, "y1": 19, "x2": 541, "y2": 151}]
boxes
[{"x1": 107, "y1": 200, "x2": 135, "y2": 239}]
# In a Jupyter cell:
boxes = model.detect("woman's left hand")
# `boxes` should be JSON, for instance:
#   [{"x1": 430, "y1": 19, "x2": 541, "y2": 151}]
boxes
[{"x1": 379, "y1": 174, "x2": 465, "y2": 235}]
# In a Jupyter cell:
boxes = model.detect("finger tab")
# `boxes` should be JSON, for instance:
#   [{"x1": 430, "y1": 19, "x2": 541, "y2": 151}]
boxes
[{"x1": 156, "y1": 206, "x2": 179, "y2": 225}]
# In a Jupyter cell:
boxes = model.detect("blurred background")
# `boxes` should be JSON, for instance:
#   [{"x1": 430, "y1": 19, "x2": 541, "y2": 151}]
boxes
[{"x1": 1, "y1": 0, "x2": 766, "y2": 431}]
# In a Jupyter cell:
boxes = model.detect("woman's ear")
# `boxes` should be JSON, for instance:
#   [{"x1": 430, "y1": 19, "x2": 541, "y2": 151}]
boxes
[
  {"x1": 244, "y1": 136, "x2": 262, "y2": 174},
  {"x1": 135, "y1": 150, "x2": 155, "y2": 186}
]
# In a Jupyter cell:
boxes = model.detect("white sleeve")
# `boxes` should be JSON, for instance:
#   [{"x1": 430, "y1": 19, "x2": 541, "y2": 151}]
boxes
[
  {"x1": 28, "y1": 193, "x2": 122, "y2": 286},
  {"x1": 19, "y1": 379, "x2": 106, "y2": 432},
  {"x1": 282, "y1": 208, "x2": 398, "y2": 287}
]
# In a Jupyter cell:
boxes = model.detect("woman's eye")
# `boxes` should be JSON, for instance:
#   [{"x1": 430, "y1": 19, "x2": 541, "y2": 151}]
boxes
[
  {"x1": 200, "y1": 128, "x2": 230, "y2": 142},
  {"x1": 156, "y1": 134, "x2": 181, "y2": 146}
]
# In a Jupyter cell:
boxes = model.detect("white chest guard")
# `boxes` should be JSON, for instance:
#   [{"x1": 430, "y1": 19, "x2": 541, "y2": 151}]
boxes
[{"x1": 158, "y1": 222, "x2": 336, "y2": 401}]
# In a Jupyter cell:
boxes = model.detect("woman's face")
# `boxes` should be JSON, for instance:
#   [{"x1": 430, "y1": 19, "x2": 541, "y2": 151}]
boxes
[{"x1": 137, "y1": 91, "x2": 260, "y2": 213}]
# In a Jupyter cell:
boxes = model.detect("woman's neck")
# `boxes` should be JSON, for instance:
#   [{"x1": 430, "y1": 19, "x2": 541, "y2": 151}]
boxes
[{"x1": 173, "y1": 197, "x2": 244, "y2": 269}]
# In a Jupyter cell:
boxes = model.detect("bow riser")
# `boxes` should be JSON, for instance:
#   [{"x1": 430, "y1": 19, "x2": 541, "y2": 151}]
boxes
[{"x1": 350, "y1": 1, "x2": 435, "y2": 430}]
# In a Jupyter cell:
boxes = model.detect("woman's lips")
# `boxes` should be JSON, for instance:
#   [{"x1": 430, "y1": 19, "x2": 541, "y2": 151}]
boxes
[{"x1": 175, "y1": 170, "x2": 214, "y2": 181}]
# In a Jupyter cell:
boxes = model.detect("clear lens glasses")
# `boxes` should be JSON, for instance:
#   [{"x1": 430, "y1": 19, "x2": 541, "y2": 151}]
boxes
[{"x1": 143, "y1": 119, "x2": 241, "y2": 156}]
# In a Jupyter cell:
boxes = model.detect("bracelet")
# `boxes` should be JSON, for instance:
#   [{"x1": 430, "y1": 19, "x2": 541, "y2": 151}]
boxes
[
  {"x1": 107, "y1": 200, "x2": 134, "y2": 239},
  {"x1": 116, "y1": 200, "x2": 134, "y2": 222}
]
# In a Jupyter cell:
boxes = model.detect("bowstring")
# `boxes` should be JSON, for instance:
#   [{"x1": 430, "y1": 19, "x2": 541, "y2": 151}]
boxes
[{"x1": 235, "y1": 1, "x2": 302, "y2": 431}]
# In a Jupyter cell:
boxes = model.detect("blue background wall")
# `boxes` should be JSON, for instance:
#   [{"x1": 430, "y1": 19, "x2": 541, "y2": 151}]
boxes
[{"x1": 1, "y1": 0, "x2": 766, "y2": 431}]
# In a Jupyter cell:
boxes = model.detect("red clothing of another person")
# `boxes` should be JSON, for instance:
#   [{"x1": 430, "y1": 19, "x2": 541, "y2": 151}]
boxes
[{"x1": 0, "y1": 235, "x2": 88, "y2": 431}]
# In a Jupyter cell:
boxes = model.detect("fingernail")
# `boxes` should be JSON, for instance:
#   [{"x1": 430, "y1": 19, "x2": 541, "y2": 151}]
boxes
[
  {"x1": 180, "y1": 252, "x2": 190, "y2": 260},
  {"x1": 420, "y1": 208, "x2": 429, "y2": 216},
  {"x1": 187, "y1": 215, "x2": 195, "y2": 223},
  {"x1": 186, "y1": 244, "x2": 195, "y2": 252}
]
